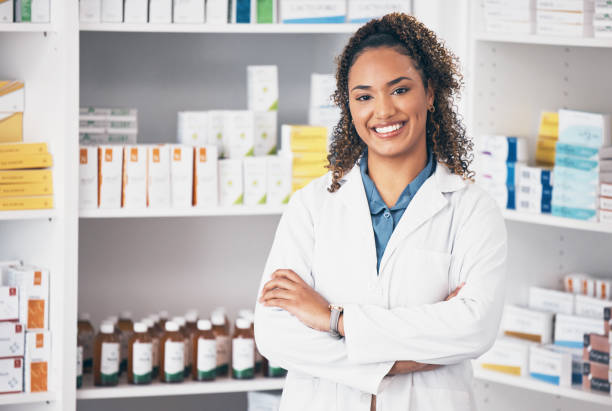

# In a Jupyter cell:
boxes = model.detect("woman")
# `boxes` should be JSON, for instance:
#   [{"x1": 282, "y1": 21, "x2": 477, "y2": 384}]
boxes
[{"x1": 254, "y1": 13, "x2": 507, "y2": 411}]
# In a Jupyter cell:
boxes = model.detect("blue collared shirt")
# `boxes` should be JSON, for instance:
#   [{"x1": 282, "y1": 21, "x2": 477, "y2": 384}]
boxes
[{"x1": 360, "y1": 150, "x2": 435, "y2": 273}]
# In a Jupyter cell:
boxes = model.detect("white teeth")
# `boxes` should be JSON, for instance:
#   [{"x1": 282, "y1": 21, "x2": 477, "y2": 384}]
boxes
[{"x1": 374, "y1": 123, "x2": 403, "y2": 133}]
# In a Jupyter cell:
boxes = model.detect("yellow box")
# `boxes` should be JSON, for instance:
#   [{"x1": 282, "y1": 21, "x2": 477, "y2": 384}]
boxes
[
  {"x1": 538, "y1": 111, "x2": 559, "y2": 140},
  {"x1": 0, "y1": 169, "x2": 53, "y2": 185},
  {"x1": 0, "y1": 182, "x2": 53, "y2": 198},
  {"x1": 0, "y1": 153, "x2": 52, "y2": 170},
  {"x1": 0, "y1": 112, "x2": 23, "y2": 143},
  {"x1": 0, "y1": 142, "x2": 47, "y2": 156},
  {"x1": 0, "y1": 196, "x2": 53, "y2": 210}
]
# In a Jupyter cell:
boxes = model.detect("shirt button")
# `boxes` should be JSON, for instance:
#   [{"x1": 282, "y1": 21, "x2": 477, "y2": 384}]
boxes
[{"x1": 384, "y1": 212, "x2": 390, "y2": 219}]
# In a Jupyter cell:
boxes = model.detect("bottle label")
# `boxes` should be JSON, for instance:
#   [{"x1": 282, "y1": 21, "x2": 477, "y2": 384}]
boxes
[
  {"x1": 100, "y1": 342, "x2": 120, "y2": 384},
  {"x1": 197, "y1": 338, "x2": 217, "y2": 379},
  {"x1": 132, "y1": 342, "x2": 153, "y2": 384},
  {"x1": 232, "y1": 338, "x2": 254, "y2": 378},
  {"x1": 215, "y1": 335, "x2": 230, "y2": 374},
  {"x1": 77, "y1": 345, "x2": 83, "y2": 388},
  {"x1": 164, "y1": 340, "x2": 184, "y2": 382},
  {"x1": 78, "y1": 330, "x2": 94, "y2": 370}
]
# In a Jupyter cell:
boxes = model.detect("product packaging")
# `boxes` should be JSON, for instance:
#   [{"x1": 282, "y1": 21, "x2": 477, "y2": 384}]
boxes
[
  {"x1": 479, "y1": 135, "x2": 528, "y2": 163},
  {"x1": 0, "y1": 81, "x2": 25, "y2": 112},
  {"x1": 266, "y1": 155, "x2": 292, "y2": 205},
  {"x1": 501, "y1": 305, "x2": 554, "y2": 344},
  {"x1": 347, "y1": 0, "x2": 412, "y2": 23},
  {"x1": 177, "y1": 112, "x2": 209, "y2": 146},
  {"x1": 528, "y1": 287, "x2": 574, "y2": 314},
  {"x1": 206, "y1": 0, "x2": 229, "y2": 23},
  {"x1": 582, "y1": 361, "x2": 610, "y2": 393},
  {"x1": 5, "y1": 265, "x2": 49, "y2": 330},
  {"x1": 0, "y1": 322, "x2": 24, "y2": 358},
  {"x1": 0, "y1": 285, "x2": 19, "y2": 322},
  {"x1": 243, "y1": 157, "x2": 267, "y2": 205},
  {"x1": 253, "y1": 111, "x2": 277, "y2": 156},
  {"x1": 558, "y1": 109, "x2": 611, "y2": 148},
  {"x1": 582, "y1": 333, "x2": 609, "y2": 365},
  {"x1": 474, "y1": 337, "x2": 533, "y2": 376},
  {"x1": 24, "y1": 331, "x2": 49, "y2": 392},
  {"x1": 101, "y1": 0, "x2": 123, "y2": 22},
  {"x1": 256, "y1": 0, "x2": 276, "y2": 23},
  {"x1": 98, "y1": 145, "x2": 123, "y2": 209},
  {"x1": 574, "y1": 294, "x2": 612, "y2": 318},
  {"x1": 0, "y1": 0, "x2": 13, "y2": 23},
  {"x1": 149, "y1": 0, "x2": 172, "y2": 23},
  {"x1": 124, "y1": 0, "x2": 148, "y2": 23},
  {"x1": 193, "y1": 146, "x2": 219, "y2": 207},
  {"x1": 0, "y1": 358, "x2": 23, "y2": 394},
  {"x1": 122, "y1": 145, "x2": 148, "y2": 209},
  {"x1": 218, "y1": 159, "x2": 243, "y2": 206},
  {"x1": 79, "y1": 146, "x2": 98, "y2": 209},
  {"x1": 173, "y1": 0, "x2": 205, "y2": 23},
  {"x1": 309, "y1": 73, "x2": 336, "y2": 108},
  {"x1": 147, "y1": 145, "x2": 171, "y2": 208},
  {"x1": 529, "y1": 345, "x2": 572, "y2": 386},
  {"x1": 279, "y1": 0, "x2": 346, "y2": 23},
  {"x1": 225, "y1": 111, "x2": 255, "y2": 159},
  {"x1": 207, "y1": 110, "x2": 226, "y2": 157},
  {"x1": 169, "y1": 145, "x2": 194, "y2": 208},
  {"x1": 554, "y1": 314, "x2": 605, "y2": 348},
  {"x1": 247, "y1": 66, "x2": 278, "y2": 112}
]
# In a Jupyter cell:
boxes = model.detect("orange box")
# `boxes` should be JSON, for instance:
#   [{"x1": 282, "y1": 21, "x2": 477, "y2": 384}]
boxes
[
  {"x1": 25, "y1": 331, "x2": 49, "y2": 392},
  {"x1": 5, "y1": 265, "x2": 49, "y2": 330}
]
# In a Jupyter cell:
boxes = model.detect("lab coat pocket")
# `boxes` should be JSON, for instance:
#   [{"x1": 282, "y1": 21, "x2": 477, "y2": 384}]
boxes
[
  {"x1": 388, "y1": 249, "x2": 451, "y2": 307},
  {"x1": 279, "y1": 372, "x2": 323, "y2": 411},
  {"x1": 409, "y1": 386, "x2": 473, "y2": 411}
]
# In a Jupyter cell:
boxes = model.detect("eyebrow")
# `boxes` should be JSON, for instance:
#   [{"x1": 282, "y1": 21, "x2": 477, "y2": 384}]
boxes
[{"x1": 350, "y1": 76, "x2": 413, "y2": 92}]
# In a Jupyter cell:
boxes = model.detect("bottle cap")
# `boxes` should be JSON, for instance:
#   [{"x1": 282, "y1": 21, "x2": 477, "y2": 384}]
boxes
[
  {"x1": 236, "y1": 318, "x2": 251, "y2": 330},
  {"x1": 158, "y1": 310, "x2": 169, "y2": 319},
  {"x1": 172, "y1": 316, "x2": 186, "y2": 327},
  {"x1": 106, "y1": 316, "x2": 118, "y2": 324},
  {"x1": 238, "y1": 309, "x2": 254, "y2": 321},
  {"x1": 143, "y1": 318, "x2": 154, "y2": 329},
  {"x1": 134, "y1": 322, "x2": 147, "y2": 333},
  {"x1": 100, "y1": 322, "x2": 114, "y2": 334},
  {"x1": 120, "y1": 311, "x2": 132, "y2": 319},
  {"x1": 165, "y1": 321, "x2": 179, "y2": 332},
  {"x1": 185, "y1": 308, "x2": 198, "y2": 317},
  {"x1": 211, "y1": 312, "x2": 226, "y2": 326},
  {"x1": 185, "y1": 312, "x2": 198, "y2": 322},
  {"x1": 212, "y1": 307, "x2": 227, "y2": 316},
  {"x1": 197, "y1": 320, "x2": 212, "y2": 331}
]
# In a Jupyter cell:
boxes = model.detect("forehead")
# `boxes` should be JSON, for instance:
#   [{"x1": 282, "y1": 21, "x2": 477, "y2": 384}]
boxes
[{"x1": 348, "y1": 47, "x2": 421, "y2": 87}]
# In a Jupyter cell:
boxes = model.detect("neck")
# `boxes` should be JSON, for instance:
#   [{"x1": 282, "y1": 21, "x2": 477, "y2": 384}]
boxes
[{"x1": 366, "y1": 143, "x2": 428, "y2": 208}]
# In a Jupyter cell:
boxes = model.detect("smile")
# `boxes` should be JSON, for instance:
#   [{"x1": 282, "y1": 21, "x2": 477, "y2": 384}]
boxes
[{"x1": 372, "y1": 122, "x2": 405, "y2": 136}]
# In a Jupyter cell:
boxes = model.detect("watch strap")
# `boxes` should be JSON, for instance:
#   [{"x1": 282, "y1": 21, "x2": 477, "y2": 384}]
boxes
[{"x1": 329, "y1": 305, "x2": 343, "y2": 339}]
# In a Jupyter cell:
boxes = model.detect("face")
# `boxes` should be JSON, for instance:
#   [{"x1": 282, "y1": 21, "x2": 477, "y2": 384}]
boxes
[{"x1": 348, "y1": 46, "x2": 433, "y2": 163}]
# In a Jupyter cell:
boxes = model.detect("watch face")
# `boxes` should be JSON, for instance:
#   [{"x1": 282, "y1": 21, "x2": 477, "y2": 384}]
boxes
[{"x1": 331, "y1": 305, "x2": 343, "y2": 312}]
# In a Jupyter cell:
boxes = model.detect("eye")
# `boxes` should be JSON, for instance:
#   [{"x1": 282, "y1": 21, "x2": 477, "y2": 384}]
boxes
[
  {"x1": 392, "y1": 87, "x2": 409, "y2": 95},
  {"x1": 356, "y1": 95, "x2": 371, "y2": 101}
]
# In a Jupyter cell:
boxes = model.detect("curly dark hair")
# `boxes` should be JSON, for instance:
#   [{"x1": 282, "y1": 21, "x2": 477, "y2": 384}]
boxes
[{"x1": 327, "y1": 12, "x2": 473, "y2": 192}]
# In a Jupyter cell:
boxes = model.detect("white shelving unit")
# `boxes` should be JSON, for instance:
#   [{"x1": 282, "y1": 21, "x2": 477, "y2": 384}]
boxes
[
  {"x1": 79, "y1": 206, "x2": 286, "y2": 219},
  {"x1": 0, "y1": 210, "x2": 56, "y2": 221},
  {"x1": 473, "y1": 32, "x2": 612, "y2": 48},
  {"x1": 80, "y1": 23, "x2": 361, "y2": 33},
  {"x1": 0, "y1": 23, "x2": 55, "y2": 32},
  {"x1": 0, "y1": 392, "x2": 56, "y2": 406}
]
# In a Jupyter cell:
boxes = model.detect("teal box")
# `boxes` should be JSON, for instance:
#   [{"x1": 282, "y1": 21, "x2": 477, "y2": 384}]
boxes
[
  {"x1": 551, "y1": 205, "x2": 597, "y2": 221},
  {"x1": 555, "y1": 143, "x2": 599, "y2": 160},
  {"x1": 555, "y1": 154, "x2": 599, "y2": 173}
]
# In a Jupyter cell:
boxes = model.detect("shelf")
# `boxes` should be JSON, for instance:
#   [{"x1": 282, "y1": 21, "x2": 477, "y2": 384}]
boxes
[
  {"x1": 77, "y1": 376, "x2": 285, "y2": 400},
  {"x1": 0, "y1": 23, "x2": 54, "y2": 32},
  {"x1": 502, "y1": 210, "x2": 612, "y2": 234},
  {"x1": 79, "y1": 205, "x2": 286, "y2": 218},
  {"x1": 0, "y1": 391, "x2": 55, "y2": 406},
  {"x1": 474, "y1": 368, "x2": 612, "y2": 406},
  {"x1": 0, "y1": 210, "x2": 56, "y2": 221},
  {"x1": 474, "y1": 32, "x2": 612, "y2": 48},
  {"x1": 79, "y1": 23, "x2": 361, "y2": 34}
]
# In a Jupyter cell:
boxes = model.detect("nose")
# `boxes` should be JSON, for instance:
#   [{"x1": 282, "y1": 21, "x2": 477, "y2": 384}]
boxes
[{"x1": 374, "y1": 94, "x2": 396, "y2": 119}]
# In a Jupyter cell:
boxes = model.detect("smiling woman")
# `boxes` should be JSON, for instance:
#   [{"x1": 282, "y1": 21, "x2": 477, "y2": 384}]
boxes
[{"x1": 254, "y1": 12, "x2": 507, "y2": 411}]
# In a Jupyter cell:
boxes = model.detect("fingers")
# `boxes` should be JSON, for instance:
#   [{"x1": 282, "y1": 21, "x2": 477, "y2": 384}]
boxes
[
  {"x1": 260, "y1": 288, "x2": 294, "y2": 304},
  {"x1": 271, "y1": 269, "x2": 305, "y2": 284},
  {"x1": 261, "y1": 277, "x2": 298, "y2": 294},
  {"x1": 262, "y1": 298, "x2": 293, "y2": 311},
  {"x1": 445, "y1": 282, "x2": 466, "y2": 301}
]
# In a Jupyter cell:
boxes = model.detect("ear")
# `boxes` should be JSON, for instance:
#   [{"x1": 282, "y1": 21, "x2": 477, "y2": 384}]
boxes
[{"x1": 426, "y1": 79, "x2": 435, "y2": 108}]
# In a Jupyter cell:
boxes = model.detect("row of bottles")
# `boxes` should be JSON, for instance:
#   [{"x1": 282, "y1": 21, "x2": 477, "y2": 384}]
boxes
[{"x1": 77, "y1": 308, "x2": 287, "y2": 388}]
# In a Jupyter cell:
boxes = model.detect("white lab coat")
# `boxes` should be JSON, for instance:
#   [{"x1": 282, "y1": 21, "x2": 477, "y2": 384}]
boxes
[{"x1": 254, "y1": 161, "x2": 507, "y2": 411}]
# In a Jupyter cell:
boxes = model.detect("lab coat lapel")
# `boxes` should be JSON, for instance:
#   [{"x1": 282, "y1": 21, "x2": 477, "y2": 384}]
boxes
[{"x1": 379, "y1": 163, "x2": 466, "y2": 274}]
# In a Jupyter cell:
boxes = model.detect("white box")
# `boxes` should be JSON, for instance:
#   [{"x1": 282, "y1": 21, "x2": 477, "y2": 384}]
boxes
[
  {"x1": 347, "y1": 0, "x2": 412, "y2": 23},
  {"x1": 124, "y1": 0, "x2": 148, "y2": 23},
  {"x1": 193, "y1": 146, "x2": 218, "y2": 207},
  {"x1": 537, "y1": 0, "x2": 594, "y2": 12},
  {"x1": 528, "y1": 287, "x2": 574, "y2": 314},
  {"x1": 177, "y1": 111, "x2": 208, "y2": 146},
  {"x1": 479, "y1": 135, "x2": 528, "y2": 163},
  {"x1": 558, "y1": 109, "x2": 611, "y2": 148},
  {"x1": 122, "y1": 145, "x2": 148, "y2": 209},
  {"x1": 0, "y1": 0, "x2": 14, "y2": 23},
  {"x1": 501, "y1": 305, "x2": 554, "y2": 344},
  {"x1": 601, "y1": 183, "x2": 612, "y2": 197},
  {"x1": 309, "y1": 73, "x2": 336, "y2": 108},
  {"x1": 98, "y1": 145, "x2": 123, "y2": 209},
  {"x1": 563, "y1": 272, "x2": 592, "y2": 294},
  {"x1": 266, "y1": 155, "x2": 292, "y2": 205},
  {"x1": 279, "y1": 0, "x2": 346, "y2": 23},
  {"x1": 225, "y1": 110, "x2": 255, "y2": 159},
  {"x1": 253, "y1": 111, "x2": 277, "y2": 156},
  {"x1": 149, "y1": 0, "x2": 172, "y2": 23},
  {"x1": 170, "y1": 145, "x2": 194, "y2": 208},
  {"x1": 147, "y1": 145, "x2": 171, "y2": 208},
  {"x1": 537, "y1": 10, "x2": 593, "y2": 25},
  {"x1": 20, "y1": 0, "x2": 49, "y2": 22},
  {"x1": 554, "y1": 314, "x2": 605, "y2": 348},
  {"x1": 0, "y1": 358, "x2": 23, "y2": 394},
  {"x1": 247, "y1": 66, "x2": 278, "y2": 112},
  {"x1": 79, "y1": 146, "x2": 98, "y2": 209},
  {"x1": 243, "y1": 157, "x2": 267, "y2": 205},
  {"x1": 101, "y1": 0, "x2": 123, "y2": 22},
  {"x1": 5, "y1": 266, "x2": 49, "y2": 330},
  {"x1": 206, "y1": 0, "x2": 229, "y2": 23},
  {"x1": 529, "y1": 345, "x2": 573, "y2": 386},
  {"x1": 24, "y1": 331, "x2": 49, "y2": 393},
  {"x1": 0, "y1": 323, "x2": 25, "y2": 358},
  {"x1": 601, "y1": 209, "x2": 612, "y2": 223},
  {"x1": 0, "y1": 81, "x2": 24, "y2": 112},
  {"x1": 218, "y1": 159, "x2": 243, "y2": 206},
  {"x1": 595, "y1": 278, "x2": 611, "y2": 299},
  {"x1": 207, "y1": 110, "x2": 226, "y2": 157},
  {"x1": 601, "y1": 196, "x2": 612, "y2": 211},
  {"x1": 0, "y1": 286, "x2": 19, "y2": 322},
  {"x1": 174, "y1": 0, "x2": 205, "y2": 23},
  {"x1": 0, "y1": 261, "x2": 21, "y2": 286},
  {"x1": 516, "y1": 164, "x2": 553, "y2": 187},
  {"x1": 308, "y1": 106, "x2": 341, "y2": 140},
  {"x1": 574, "y1": 294, "x2": 612, "y2": 318},
  {"x1": 474, "y1": 337, "x2": 533, "y2": 376}
]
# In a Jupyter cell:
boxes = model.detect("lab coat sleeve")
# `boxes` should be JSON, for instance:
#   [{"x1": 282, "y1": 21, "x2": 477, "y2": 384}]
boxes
[
  {"x1": 254, "y1": 186, "x2": 393, "y2": 395},
  {"x1": 342, "y1": 197, "x2": 507, "y2": 365}
]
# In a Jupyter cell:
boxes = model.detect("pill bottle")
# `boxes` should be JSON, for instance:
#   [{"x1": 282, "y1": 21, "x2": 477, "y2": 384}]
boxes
[
  {"x1": 77, "y1": 313, "x2": 95, "y2": 373},
  {"x1": 185, "y1": 311, "x2": 198, "y2": 338},
  {"x1": 143, "y1": 318, "x2": 160, "y2": 379},
  {"x1": 94, "y1": 321, "x2": 120, "y2": 386},
  {"x1": 212, "y1": 307, "x2": 230, "y2": 334},
  {"x1": 238, "y1": 309, "x2": 262, "y2": 373},
  {"x1": 211, "y1": 311, "x2": 231, "y2": 376},
  {"x1": 173, "y1": 316, "x2": 192, "y2": 377},
  {"x1": 193, "y1": 319, "x2": 216, "y2": 381},
  {"x1": 232, "y1": 318, "x2": 255, "y2": 379},
  {"x1": 160, "y1": 321, "x2": 185, "y2": 383},
  {"x1": 158, "y1": 310, "x2": 169, "y2": 330},
  {"x1": 262, "y1": 356, "x2": 287, "y2": 378},
  {"x1": 77, "y1": 344, "x2": 83, "y2": 388},
  {"x1": 128, "y1": 322, "x2": 153, "y2": 385},
  {"x1": 117, "y1": 311, "x2": 134, "y2": 373}
]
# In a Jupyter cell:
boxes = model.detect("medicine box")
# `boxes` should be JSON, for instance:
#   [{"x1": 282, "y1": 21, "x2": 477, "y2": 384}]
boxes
[
  {"x1": 0, "y1": 0, "x2": 13, "y2": 23},
  {"x1": 528, "y1": 287, "x2": 574, "y2": 314},
  {"x1": 537, "y1": 0, "x2": 595, "y2": 12},
  {"x1": 0, "y1": 286, "x2": 19, "y2": 322},
  {"x1": 124, "y1": 0, "x2": 148, "y2": 23},
  {"x1": 574, "y1": 294, "x2": 612, "y2": 318},
  {"x1": 101, "y1": 0, "x2": 123, "y2": 22},
  {"x1": 174, "y1": 0, "x2": 205, "y2": 23},
  {"x1": 193, "y1": 146, "x2": 218, "y2": 207},
  {"x1": 266, "y1": 156, "x2": 292, "y2": 205},
  {"x1": 479, "y1": 135, "x2": 528, "y2": 163},
  {"x1": 601, "y1": 209, "x2": 612, "y2": 224},
  {"x1": 206, "y1": 0, "x2": 229, "y2": 24},
  {"x1": 253, "y1": 111, "x2": 277, "y2": 156},
  {"x1": 149, "y1": 0, "x2": 172, "y2": 23},
  {"x1": 529, "y1": 345, "x2": 572, "y2": 386},
  {"x1": 0, "y1": 357, "x2": 23, "y2": 394},
  {"x1": 554, "y1": 314, "x2": 605, "y2": 349},
  {"x1": 0, "y1": 322, "x2": 24, "y2": 358},
  {"x1": 474, "y1": 337, "x2": 532, "y2": 376},
  {"x1": 169, "y1": 145, "x2": 194, "y2": 208},
  {"x1": 347, "y1": 0, "x2": 412, "y2": 23},
  {"x1": 601, "y1": 183, "x2": 612, "y2": 197},
  {"x1": 218, "y1": 159, "x2": 243, "y2": 206},
  {"x1": 501, "y1": 305, "x2": 554, "y2": 344},
  {"x1": 5, "y1": 265, "x2": 49, "y2": 330},
  {"x1": 177, "y1": 112, "x2": 209, "y2": 147},
  {"x1": 225, "y1": 111, "x2": 255, "y2": 159},
  {"x1": 122, "y1": 145, "x2": 148, "y2": 209},
  {"x1": 558, "y1": 109, "x2": 611, "y2": 148},
  {"x1": 582, "y1": 361, "x2": 610, "y2": 393},
  {"x1": 309, "y1": 73, "x2": 336, "y2": 108},
  {"x1": 147, "y1": 145, "x2": 171, "y2": 208},
  {"x1": 279, "y1": 0, "x2": 346, "y2": 24},
  {"x1": 582, "y1": 333, "x2": 609, "y2": 365},
  {"x1": 243, "y1": 157, "x2": 267, "y2": 205},
  {"x1": 516, "y1": 164, "x2": 553, "y2": 187},
  {"x1": 24, "y1": 331, "x2": 49, "y2": 393},
  {"x1": 600, "y1": 196, "x2": 612, "y2": 211},
  {"x1": 98, "y1": 145, "x2": 123, "y2": 209},
  {"x1": 247, "y1": 66, "x2": 278, "y2": 112},
  {"x1": 0, "y1": 81, "x2": 25, "y2": 112},
  {"x1": 207, "y1": 110, "x2": 226, "y2": 157}
]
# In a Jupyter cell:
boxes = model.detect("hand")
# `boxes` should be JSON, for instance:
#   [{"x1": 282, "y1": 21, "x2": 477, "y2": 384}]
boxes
[{"x1": 259, "y1": 269, "x2": 331, "y2": 332}]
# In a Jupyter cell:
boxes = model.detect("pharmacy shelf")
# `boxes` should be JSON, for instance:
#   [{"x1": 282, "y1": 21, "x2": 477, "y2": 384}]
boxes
[
  {"x1": 502, "y1": 210, "x2": 612, "y2": 234},
  {"x1": 79, "y1": 205, "x2": 286, "y2": 218},
  {"x1": 0, "y1": 391, "x2": 56, "y2": 406},
  {"x1": 474, "y1": 368, "x2": 612, "y2": 406},
  {"x1": 0, "y1": 23, "x2": 55, "y2": 32},
  {"x1": 77, "y1": 376, "x2": 285, "y2": 400},
  {"x1": 474, "y1": 32, "x2": 612, "y2": 48},
  {"x1": 0, "y1": 209, "x2": 56, "y2": 221},
  {"x1": 79, "y1": 23, "x2": 362, "y2": 34}
]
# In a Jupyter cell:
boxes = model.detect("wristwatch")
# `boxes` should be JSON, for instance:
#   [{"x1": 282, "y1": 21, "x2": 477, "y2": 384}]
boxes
[{"x1": 329, "y1": 304, "x2": 344, "y2": 339}]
